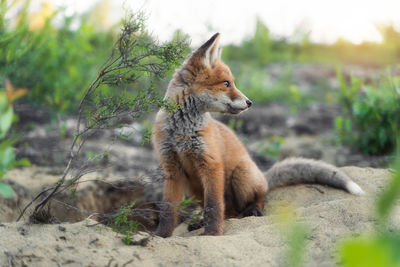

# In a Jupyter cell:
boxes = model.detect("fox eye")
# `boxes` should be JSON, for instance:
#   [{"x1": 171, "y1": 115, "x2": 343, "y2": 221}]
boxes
[{"x1": 223, "y1": 81, "x2": 230, "y2": 87}]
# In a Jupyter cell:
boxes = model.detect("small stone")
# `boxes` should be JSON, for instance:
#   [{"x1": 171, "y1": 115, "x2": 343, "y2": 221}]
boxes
[{"x1": 17, "y1": 227, "x2": 27, "y2": 236}]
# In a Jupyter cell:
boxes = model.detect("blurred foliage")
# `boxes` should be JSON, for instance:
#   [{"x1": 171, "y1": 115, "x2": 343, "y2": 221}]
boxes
[
  {"x1": 116, "y1": 120, "x2": 153, "y2": 146},
  {"x1": 285, "y1": 222, "x2": 310, "y2": 267},
  {"x1": 179, "y1": 193, "x2": 202, "y2": 226},
  {"x1": 0, "y1": 0, "x2": 114, "y2": 115},
  {"x1": 255, "y1": 136, "x2": 285, "y2": 160},
  {"x1": 1, "y1": 1, "x2": 399, "y2": 116},
  {"x1": 275, "y1": 203, "x2": 310, "y2": 267},
  {"x1": 222, "y1": 19, "x2": 400, "y2": 115},
  {"x1": 228, "y1": 118, "x2": 243, "y2": 132},
  {"x1": 0, "y1": 79, "x2": 30, "y2": 198},
  {"x1": 223, "y1": 19, "x2": 400, "y2": 67},
  {"x1": 231, "y1": 63, "x2": 311, "y2": 108},
  {"x1": 339, "y1": 156, "x2": 400, "y2": 267},
  {"x1": 2, "y1": 1, "x2": 398, "y2": 120},
  {"x1": 223, "y1": 20, "x2": 295, "y2": 65},
  {"x1": 109, "y1": 201, "x2": 139, "y2": 245},
  {"x1": 335, "y1": 70, "x2": 400, "y2": 155},
  {"x1": 376, "y1": 146, "x2": 400, "y2": 223}
]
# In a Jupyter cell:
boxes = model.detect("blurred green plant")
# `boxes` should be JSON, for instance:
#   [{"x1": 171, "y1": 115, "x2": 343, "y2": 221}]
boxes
[
  {"x1": 223, "y1": 19, "x2": 400, "y2": 67},
  {"x1": 178, "y1": 193, "x2": 202, "y2": 226},
  {"x1": 0, "y1": 0, "x2": 114, "y2": 115},
  {"x1": 221, "y1": 20, "x2": 400, "y2": 112},
  {"x1": 59, "y1": 122, "x2": 67, "y2": 139},
  {"x1": 140, "y1": 121, "x2": 153, "y2": 145},
  {"x1": 228, "y1": 118, "x2": 243, "y2": 132},
  {"x1": 117, "y1": 120, "x2": 154, "y2": 146},
  {"x1": 227, "y1": 62, "x2": 312, "y2": 110},
  {"x1": 256, "y1": 136, "x2": 285, "y2": 159},
  {"x1": 335, "y1": 70, "x2": 400, "y2": 155},
  {"x1": 340, "y1": 234, "x2": 400, "y2": 267},
  {"x1": 0, "y1": 79, "x2": 30, "y2": 198},
  {"x1": 284, "y1": 222, "x2": 310, "y2": 267},
  {"x1": 109, "y1": 201, "x2": 139, "y2": 245},
  {"x1": 275, "y1": 203, "x2": 311, "y2": 267},
  {"x1": 2, "y1": 1, "x2": 399, "y2": 119},
  {"x1": 222, "y1": 19, "x2": 297, "y2": 65},
  {"x1": 339, "y1": 155, "x2": 400, "y2": 267}
]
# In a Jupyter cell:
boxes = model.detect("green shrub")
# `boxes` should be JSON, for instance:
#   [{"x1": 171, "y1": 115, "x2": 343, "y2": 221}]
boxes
[
  {"x1": 178, "y1": 193, "x2": 202, "y2": 226},
  {"x1": 0, "y1": 0, "x2": 114, "y2": 115},
  {"x1": 0, "y1": 80, "x2": 30, "y2": 198},
  {"x1": 109, "y1": 201, "x2": 139, "y2": 245},
  {"x1": 335, "y1": 70, "x2": 400, "y2": 155},
  {"x1": 255, "y1": 136, "x2": 285, "y2": 159}
]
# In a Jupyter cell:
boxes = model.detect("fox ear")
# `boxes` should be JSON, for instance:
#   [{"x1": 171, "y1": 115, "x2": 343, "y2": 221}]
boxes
[{"x1": 191, "y1": 33, "x2": 221, "y2": 68}]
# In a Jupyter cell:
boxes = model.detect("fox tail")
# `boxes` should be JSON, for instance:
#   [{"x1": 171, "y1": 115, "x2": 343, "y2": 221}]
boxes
[{"x1": 265, "y1": 157, "x2": 365, "y2": 195}]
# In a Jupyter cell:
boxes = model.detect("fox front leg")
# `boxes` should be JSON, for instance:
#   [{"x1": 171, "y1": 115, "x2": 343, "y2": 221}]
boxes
[
  {"x1": 198, "y1": 162, "x2": 225, "y2": 235},
  {"x1": 155, "y1": 162, "x2": 186, "y2": 238}
]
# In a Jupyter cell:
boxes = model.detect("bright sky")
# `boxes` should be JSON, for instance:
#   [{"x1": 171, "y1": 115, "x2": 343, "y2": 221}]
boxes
[{"x1": 45, "y1": 0, "x2": 400, "y2": 46}]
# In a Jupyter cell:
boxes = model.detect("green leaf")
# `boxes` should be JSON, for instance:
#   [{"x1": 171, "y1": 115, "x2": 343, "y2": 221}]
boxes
[
  {"x1": 339, "y1": 234, "x2": 400, "y2": 267},
  {"x1": 0, "y1": 138, "x2": 16, "y2": 152},
  {"x1": 341, "y1": 240, "x2": 389, "y2": 267},
  {"x1": 0, "y1": 105, "x2": 13, "y2": 139},
  {"x1": 285, "y1": 223, "x2": 310, "y2": 267},
  {"x1": 0, "y1": 93, "x2": 7, "y2": 112},
  {"x1": 378, "y1": 128, "x2": 387, "y2": 147},
  {"x1": 14, "y1": 158, "x2": 31, "y2": 167},
  {"x1": 335, "y1": 116, "x2": 343, "y2": 130},
  {"x1": 344, "y1": 119, "x2": 352, "y2": 132},
  {"x1": 0, "y1": 182, "x2": 14, "y2": 198},
  {"x1": 376, "y1": 159, "x2": 400, "y2": 222},
  {"x1": 0, "y1": 146, "x2": 16, "y2": 174}
]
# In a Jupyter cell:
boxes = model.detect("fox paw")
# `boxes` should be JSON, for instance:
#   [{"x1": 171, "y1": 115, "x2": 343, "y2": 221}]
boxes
[
  {"x1": 187, "y1": 220, "x2": 204, "y2": 232},
  {"x1": 242, "y1": 203, "x2": 264, "y2": 217}
]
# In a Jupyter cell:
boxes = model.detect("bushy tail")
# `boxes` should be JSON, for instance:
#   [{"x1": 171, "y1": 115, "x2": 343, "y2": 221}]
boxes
[{"x1": 265, "y1": 158, "x2": 365, "y2": 195}]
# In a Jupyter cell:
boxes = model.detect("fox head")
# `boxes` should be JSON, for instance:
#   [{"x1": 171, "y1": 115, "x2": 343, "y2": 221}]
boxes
[{"x1": 167, "y1": 33, "x2": 252, "y2": 114}]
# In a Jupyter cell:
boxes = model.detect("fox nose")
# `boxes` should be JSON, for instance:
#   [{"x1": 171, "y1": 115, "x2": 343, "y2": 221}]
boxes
[{"x1": 246, "y1": 99, "x2": 253, "y2": 107}]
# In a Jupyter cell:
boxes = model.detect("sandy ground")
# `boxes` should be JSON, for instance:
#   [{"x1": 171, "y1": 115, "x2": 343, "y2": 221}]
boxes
[{"x1": 0, "y1": 166, "x2": 397, "y2": 266}]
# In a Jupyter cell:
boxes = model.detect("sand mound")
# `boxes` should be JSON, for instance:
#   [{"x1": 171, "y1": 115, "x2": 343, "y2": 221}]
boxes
[{"x1": 0, "y1": 167, "x2": 397, "y2": 266}]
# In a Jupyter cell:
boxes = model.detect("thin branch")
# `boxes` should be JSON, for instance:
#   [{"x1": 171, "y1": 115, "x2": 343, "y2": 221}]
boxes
[{"x1": 16, "y1": 13, "x2": 189, "y2": 223}]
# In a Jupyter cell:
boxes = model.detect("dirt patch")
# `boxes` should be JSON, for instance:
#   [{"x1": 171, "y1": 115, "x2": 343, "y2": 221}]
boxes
[
  {"x1": 0, "y1": 167, "x2": 396, "y2": 266},
  {"x1": 0, "y1": 167, "x2": 164, "y2": 230}
]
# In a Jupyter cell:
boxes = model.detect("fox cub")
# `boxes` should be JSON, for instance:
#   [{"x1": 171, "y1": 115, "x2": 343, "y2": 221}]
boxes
[{"x1": 152, "y1": 33, "x2": 364, "y2": 237}]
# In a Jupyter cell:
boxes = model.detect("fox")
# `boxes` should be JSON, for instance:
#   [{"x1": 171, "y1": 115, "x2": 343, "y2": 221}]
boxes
[{"x1": 152, "y1": 33, "x2": 365, "y2": 237}]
